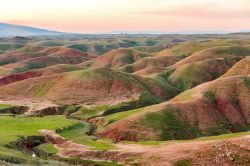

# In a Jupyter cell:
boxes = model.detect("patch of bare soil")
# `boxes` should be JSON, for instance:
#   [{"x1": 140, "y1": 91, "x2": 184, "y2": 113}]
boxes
[
  {"x1": 192, "y1": 135, "x2": 250, "y2": 166},
  {"x1": 40, "y1": 130, "x2": 250, "y2": 166}
]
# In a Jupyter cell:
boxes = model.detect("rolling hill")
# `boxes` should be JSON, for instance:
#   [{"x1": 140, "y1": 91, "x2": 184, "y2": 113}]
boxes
[
  {"x1": 79, "y1": 48, "x2": 151, "y2": 68},
  {"x1": 97, "y1": 45, "x2": 250, "y2": 142},
  {"x1": 0, "y1": 46, "x2": 93, "y2": 74},
  {"x1": 100, "y1": 75, "x2": 250, "y2": 142},
  {"x1": 0, "y1": 33, "x2": 250, "y2": 166},
  {"x1": 0, "y1": 67, "x2": 180, "y2": 108}
]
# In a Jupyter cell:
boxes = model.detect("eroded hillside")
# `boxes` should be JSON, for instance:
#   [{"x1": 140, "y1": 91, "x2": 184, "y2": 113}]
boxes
[{"x1": 0, "y1": 34, "x2": 250, "y2": 166}]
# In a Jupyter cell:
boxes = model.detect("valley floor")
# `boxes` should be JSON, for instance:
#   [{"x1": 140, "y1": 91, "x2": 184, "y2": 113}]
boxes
[
  {"x1": 0, "y1": 114, "x2": 249, "y2": 166},
  {"x1": 41, "y1": 128, "x2": 250, "y2": 166}
]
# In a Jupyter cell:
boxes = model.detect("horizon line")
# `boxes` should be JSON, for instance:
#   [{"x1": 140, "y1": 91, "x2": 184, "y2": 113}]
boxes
[{"x1": 1, "y1": 22, "x2": 249, "y2": 35}]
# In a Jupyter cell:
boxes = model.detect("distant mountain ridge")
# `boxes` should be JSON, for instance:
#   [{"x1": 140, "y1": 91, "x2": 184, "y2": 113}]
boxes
[{"x1": 0, "y1": 23, "x2": 67, "y2": 37}]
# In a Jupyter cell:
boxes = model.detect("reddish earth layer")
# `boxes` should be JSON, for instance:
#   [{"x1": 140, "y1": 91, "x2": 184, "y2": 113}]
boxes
[
  {"x1": 0, "y1": 67, "x2": 180, "y2": 106},
  {"x1": 100, "y1": 76, "x2": 250, "y2": 142},
  {"x1": 2, "y1": 56, "x2": 89, "y2": 71},
  {"x1": 0, "y1": 64, "x2": 84, "y2": 86},
  {"x1": 0, "y1": 68, "x2": 146, "y2": 105},
  {"x1": 0, "y1": 46, "x2": 94, "y2": 72},
  {"x1": 42, "y1": 46, "x2": 93, "y2": 58},
  {"x1": 0, "y1": 71, "x2": 42, "y2": 86}
]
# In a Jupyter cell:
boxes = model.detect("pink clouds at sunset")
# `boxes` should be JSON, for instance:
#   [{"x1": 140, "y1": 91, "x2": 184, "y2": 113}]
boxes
[{"x1": 1, "y1": 0, "x2": 249, "y2": 33}]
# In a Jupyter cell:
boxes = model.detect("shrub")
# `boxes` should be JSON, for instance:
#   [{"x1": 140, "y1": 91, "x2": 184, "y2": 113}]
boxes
[
  {"x1": 144, "y1": 39, "x2": 157, "y2": 46},
  {"x1": 204, "y1": 90, "x2": 217, "y2": 104},
  {"x1": 100, "y1": 92, "x2": 161, "y2": 117},
  {"x1": 95, "y1": 44, "x2": 108, "y2": 55},
  {"x1": 174, "y1": 159, "x2": 192, "y2": 166},
  {"x1": 244, "y1": 77, "x2": 250, "y2": 86},
  {"x1": 119, "y1": 55, "x2": 134, "y2": 64},
  {"x1": 69, "y1": 44, "x2": 88, "y2": 52},
  {"x1": 206, "y1": 124, "x2": 230, "y2": 136},
  {"x1": 0, "y1": 57, "x2": 16, "y2": 66},
  {"x1": 102, "y1": 102, "x2": 136, "y2": 116},
  {"x1": 13, "y1": 62, "x2": 48, "y2": 73},
  {"x1": 137, "y1": 92, "x2": 161, "y2": 107}
]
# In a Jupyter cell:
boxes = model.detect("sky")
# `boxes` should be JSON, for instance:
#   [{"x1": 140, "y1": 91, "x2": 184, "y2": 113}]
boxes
[{"x1": 0, "y1": 0, "x2": 250, "y2": 33}]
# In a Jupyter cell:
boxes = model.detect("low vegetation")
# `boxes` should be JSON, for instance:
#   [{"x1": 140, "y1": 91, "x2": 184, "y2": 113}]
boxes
[
  {"x1": 141, "y1": 108, "x2": 201, "y2": 140},
  {"x1": 174, "y1": 159, "x2": 192, "y2": 166},
  {"x1": 57, "y1": 123, "x2": 116, "y2": 150},
  {"x1": 214, "y1": 46, "x2": 250, "y2": 56},
  {"x1": 104, "y1": 108, "x2": 143, "y2": 126},
  {"x1": 13, "y1": 62, "x2": 48, "y2": 73},
  {"x1": 204, "y1": 90, "x2": 217, "y2": 104},
  {"x1": 1, "y1": 34, "x2": 250, "y2": 165},
  {"x1": 35, "y1": 143, "x2": 58, "y2": 156},
  {"x1": 0, "y1": 115, "x2": 78, "y2": 164},
  {"x1": 0, "y1": 104, "x2": 14, "y2": 110}
]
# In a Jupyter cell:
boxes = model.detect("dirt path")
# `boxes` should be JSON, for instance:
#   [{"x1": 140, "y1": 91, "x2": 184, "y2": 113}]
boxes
[
  {"x1": 115, "y1": 140, "x2": 216, "y2": 166},
  {"x1": 39, "y1": 130, "x2": 250, "y2": 166}
]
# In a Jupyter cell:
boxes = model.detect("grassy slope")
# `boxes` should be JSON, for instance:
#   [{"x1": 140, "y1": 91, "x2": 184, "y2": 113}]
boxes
[
  {"x1": 147, "y1": 76, "x2": 250, "y2": 139},
  {"x1": 81, "y1": 48, "x2": 151, "y2": 69},
  {"x1": 100, "y1": 75, "x2": 250, "y2": 141},
  {"x1": 0, "y1": 67, "x2": 177, "y2": 106},
  {"x1": 11, "y1": 56, "x2": 86, "y2": 74},
  {"x1": 35, "y1": 143, "x2": 59, "y2": 155},
  {"x1": 0, "y1": 104, "x2": 13, "y2": 110},
  {"x1": 57, "y1": 123, "x2": 116, "y2": 150},
  {"x1": 0, "y1": 116, "x2": 77, "y2": 146},
  {"x1": 158, "y1": 46, "x2": 250, "y2": 91},
  {"x1": 222, "y1": 56, "x2": 250, "y2": 77},
  {"x1": 104, "y1": 108, "x2": 144, "y2": 126},
  {"x1": 169, "y1": 39, "x2": 250, "y2": 58},
  {"x1": 0, "y1": 115, "x2": 123, "y2": 165},
  {"x1": 0, "y1": 45, "x2": 90, "y2": 75},
  {"x1": 120, "y1": 39, "x2": 250, "y2": 77},
  {"x1": 0, "y1": 115, "x2": 78, "y2": 164}
]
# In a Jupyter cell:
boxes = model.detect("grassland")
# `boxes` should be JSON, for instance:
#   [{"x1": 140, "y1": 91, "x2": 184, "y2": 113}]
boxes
[
  {"x1": 58, "y1": 123, "x2": 116, "y2": 150},
  {"x1": 0, "y1": 104, "x2": 14, "y2": 110},
  {"x1": 104, "y1": 108, "x2": 143, "y2": 126},
  {"x1": 0, "y1": 115, "x2": 77, "y2": 145},
  {"x1": 170, "y1": 39, "x2": 250, "y2": 58},
  {"x1": 35, "y1": 143, "x2": 59, "y2": 155},
  {"x1": 0, "y1": 115, "x2": 78, "y2": 164},
  {"x1": 0, "y1": 115, "x2": 123, "y2": 165}
]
